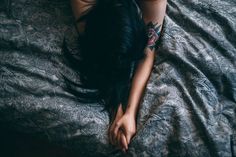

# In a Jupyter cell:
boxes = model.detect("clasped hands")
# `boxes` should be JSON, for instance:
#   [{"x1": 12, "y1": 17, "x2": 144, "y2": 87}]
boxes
[{"x1": 108, "y1": 104, "x2": 136, "y2": 153}]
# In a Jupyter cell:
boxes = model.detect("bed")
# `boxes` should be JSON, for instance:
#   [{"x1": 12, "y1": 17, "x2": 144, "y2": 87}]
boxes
[{"x1": 0, "y1": 0, "x2": 235, "y2": 156}]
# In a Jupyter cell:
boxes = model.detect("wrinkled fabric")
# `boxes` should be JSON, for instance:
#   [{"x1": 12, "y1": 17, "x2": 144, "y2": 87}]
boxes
[{"x1": 0, "y1": 0, "x2": 236, "y2": 156}]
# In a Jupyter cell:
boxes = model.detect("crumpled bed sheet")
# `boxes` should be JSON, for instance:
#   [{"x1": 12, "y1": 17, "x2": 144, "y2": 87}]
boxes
[{"x1": 0, "y1": 0, "x2": 235, "y2": 156}]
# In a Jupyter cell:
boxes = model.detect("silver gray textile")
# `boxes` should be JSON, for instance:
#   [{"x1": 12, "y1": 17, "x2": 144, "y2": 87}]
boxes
[{"x1": 0, "y1": 0, "x2": 236, "y2": 156}]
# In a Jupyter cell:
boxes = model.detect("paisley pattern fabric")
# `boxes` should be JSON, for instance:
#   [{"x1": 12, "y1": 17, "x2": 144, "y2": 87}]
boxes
[{"x1": 0, "y1": 0, "x2": 236, "y2": 156}]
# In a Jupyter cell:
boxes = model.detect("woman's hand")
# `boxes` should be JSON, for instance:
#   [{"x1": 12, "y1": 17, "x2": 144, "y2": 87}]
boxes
[
  {"x1": 116, "y1": 129, "x2": 128, "y2": 152},
  {"x1": 112, "y1": 113, "x2": 137, "y2": 151},
  {"x1": 108, "y1": 103, "x2": 137, "y2": 152},
  {"x1": 109, "y1": 104, "x2": 129, "y2": 152}
]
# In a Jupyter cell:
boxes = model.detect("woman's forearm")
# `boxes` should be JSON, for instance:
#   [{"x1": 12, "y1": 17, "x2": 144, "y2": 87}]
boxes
[
  {"x1": 125, "y1": 0, "x2": 167, "y2": 117},
  {"x1": 125, "y1": 49, "x2": 155, "y2": 117}
]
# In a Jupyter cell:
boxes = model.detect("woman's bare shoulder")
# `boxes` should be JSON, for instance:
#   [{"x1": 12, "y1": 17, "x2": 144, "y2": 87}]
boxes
[
  {"x1": 78, "y1": 0, "x2": 96, "y2": 6},
  {"x1": 71, "y1": 0, "x2": 96, "y2": 21}
]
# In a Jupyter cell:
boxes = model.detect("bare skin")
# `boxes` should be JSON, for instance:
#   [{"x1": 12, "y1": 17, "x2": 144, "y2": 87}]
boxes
[
  {"x1": 71, "y1": 0, "x2": 167, "y2": 153},
  {"x1": 109, "y1": 48, "x2": 156, "y2": 153},
  {"x1": 108, "y1": 103, "x2": 128, "y2": 151},
  {"x1": 109, "y1": 0, "x2": 167, "y2": 152}
]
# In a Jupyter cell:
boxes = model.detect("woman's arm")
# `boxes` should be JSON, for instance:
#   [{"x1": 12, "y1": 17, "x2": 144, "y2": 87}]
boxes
[
  {"x1": 125, "y1": 0, "x2": 167, "y2": 117},
  {"x1": 113, "y1": 0, "x2": 167, "y2": 149},
  {"x1": 70, "y1": 0, "x2": 95, "y2": 33}
]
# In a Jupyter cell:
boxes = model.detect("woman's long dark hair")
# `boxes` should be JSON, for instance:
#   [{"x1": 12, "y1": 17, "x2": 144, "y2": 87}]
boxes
[{"x1": 70, "y1": 0, "x2": 148, "y2": 119}]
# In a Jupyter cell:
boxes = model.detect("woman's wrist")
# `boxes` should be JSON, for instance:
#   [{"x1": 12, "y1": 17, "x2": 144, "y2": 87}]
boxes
[{"x1": 124, "y1": 106, "x2": 137, "y2": 119}]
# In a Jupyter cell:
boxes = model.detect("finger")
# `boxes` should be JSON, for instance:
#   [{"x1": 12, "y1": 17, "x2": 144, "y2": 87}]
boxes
[
  {"x1": 108, "y1": 126, "x2": 114, "y2": 145},
  {"x1": 109, "y1": 131, "x2": 114, "y2": 145},
  {"x1": 118, "y1": 131, "x2": 125, "y2": 150},
  {"x1": 117, "y1": 130, "x2": 122, "y2": 149},
  {"x1": 112, "y1": 122, "x2": 120, "y2": 144},
  {"x1": 126, "y1": 133, "x2": 132, "y2": 145},
  {"x1": 109, "y1": 125, "x2": 116, "y2": 145},
  {"x1": 121, "y1": 132, "x2": 128, "y2": 150}
]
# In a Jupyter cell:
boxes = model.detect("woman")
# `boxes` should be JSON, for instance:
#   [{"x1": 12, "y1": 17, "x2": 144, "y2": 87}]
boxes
[{"x1": 71, "y1": 0, "x2": 167, "y2": 153}]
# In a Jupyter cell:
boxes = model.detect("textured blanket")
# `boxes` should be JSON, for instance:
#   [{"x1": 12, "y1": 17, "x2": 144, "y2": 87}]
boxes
[{"x1": 0, "y1": 0, "x2": 235, "y2": 156}]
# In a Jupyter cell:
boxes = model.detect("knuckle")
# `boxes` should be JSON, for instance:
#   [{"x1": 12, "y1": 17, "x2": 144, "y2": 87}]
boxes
[
  {"x1": 115, "y1": 123, "x2": 119, "y2": 127},
  {"x1": 129, "y1": 129, "x2": 136, "y2": 134}
]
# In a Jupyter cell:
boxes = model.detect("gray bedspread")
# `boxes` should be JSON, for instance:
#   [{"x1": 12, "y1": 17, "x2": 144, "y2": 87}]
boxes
[{"x1": 0, "y1": 0, "x2": 236, "y2": 156}]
